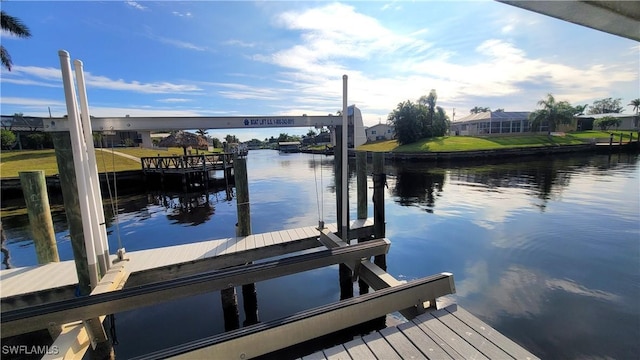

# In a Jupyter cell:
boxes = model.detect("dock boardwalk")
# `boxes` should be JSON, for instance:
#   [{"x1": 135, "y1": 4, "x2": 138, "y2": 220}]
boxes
[
  {"x1": 140, "y1": 153, "x2": 234, "y2": 175},
  {"x1": 304, "y1": 305, "x2": 539, "y2": 360},
  {"x1": 0, "y1": 218, "x2": 374, "y2": 309}
]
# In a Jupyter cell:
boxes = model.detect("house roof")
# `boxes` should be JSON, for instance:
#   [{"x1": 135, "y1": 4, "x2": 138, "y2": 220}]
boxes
[
  {"x1": 454, "y1": 111, "x2": 530, "y2": 123},
  {"x1": 278, "y1": 141, "x2": 300, "y2": 146},
  {"x1": 365, "y1": 123, "x2": 393, "y2": 131},
  {"x1": 576, "y1": 113, "x2": 636, "y2": 119},
  {"x1": 0, "y1": 116, "x2": 44, "y2": 131}
]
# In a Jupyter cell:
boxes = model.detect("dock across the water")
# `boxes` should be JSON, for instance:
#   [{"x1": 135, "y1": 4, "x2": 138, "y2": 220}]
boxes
[{"x1": 140, "y1": 153, "x2": 236, "y2": 188}]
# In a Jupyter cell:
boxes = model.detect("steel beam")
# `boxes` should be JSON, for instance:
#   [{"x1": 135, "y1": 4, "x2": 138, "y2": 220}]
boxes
[
  {"x1": 1, "y1": 238, "x2": 390, "y2": 337},
  {"x1": 136, "y1": 273, "x2": 455, "y2": 360}
]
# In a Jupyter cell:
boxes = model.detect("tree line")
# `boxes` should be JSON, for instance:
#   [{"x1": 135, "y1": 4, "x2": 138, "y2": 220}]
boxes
[
  {"x1": 388, "y1": 89, "x2": 450, "y2": 145},
  {"x1": 388, "y1": 92, "x2": 639, "y2": 145}
]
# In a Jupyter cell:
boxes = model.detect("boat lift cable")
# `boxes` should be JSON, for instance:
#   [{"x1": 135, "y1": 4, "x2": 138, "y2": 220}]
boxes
[
  {"x1": 312, "y1": 127, "x2": 325, "y2": 229},
  {"x1": 320, "y1": 148, "x2": 324, "y2": 225},
  {"x1": 312, "y1": 151, "x2": 321, "y2": 225},
  {"x1": 101, "y1": 140, "x2": 123, "y2": 256}
]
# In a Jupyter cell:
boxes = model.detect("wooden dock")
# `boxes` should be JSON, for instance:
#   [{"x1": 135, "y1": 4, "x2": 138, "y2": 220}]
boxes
[
  {"x1": 1, "y1": 219, "x2": 374, "y2": 308},
  {"x1": 303, "y1": 305, "x2": 538, "y2": 360},
  {"x1": 140, "y1": 153, "x2": 235, "y2": 187}
]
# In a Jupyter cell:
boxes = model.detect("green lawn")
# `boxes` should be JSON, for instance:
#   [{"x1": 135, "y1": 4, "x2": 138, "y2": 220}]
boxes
[
  {"x1": 0, "y1": 149, "x2": 141, "y2": 178},
  {"x1": 357, "y1": 131, "x2": 640, "y2": 153},
  {"x1": 0, "y1": 147, "x2": 226, "y2": 178},
  {"x1": 397, "y1": 135, "x2": 584, "y2": 152},
  {"x1": 116, "y1": 147, "x2": 222, "y2": 158},
  {"x1": 566, "y1": 130, "x2": 635, "y2": 141}
]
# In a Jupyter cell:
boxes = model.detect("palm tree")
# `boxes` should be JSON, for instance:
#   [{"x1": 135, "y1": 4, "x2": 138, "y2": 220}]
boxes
[
  {"x1": 629, "y1": 98, "x2": 640, "y2": 114},
  {"x1": 529, "y1": 94, "x2": 575, "y2": 133},
  {"x1": 470, "y1": 106, "x2": 490, "y2": 114},
  {"x1": 1, "y1": 11, "x2": 31, "y2": 71}
]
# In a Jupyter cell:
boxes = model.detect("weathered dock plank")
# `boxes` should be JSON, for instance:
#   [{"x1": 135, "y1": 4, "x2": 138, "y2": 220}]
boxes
[
  {"x1": 262, "y1": 231, "x2": 274, "y2": 246},
  {"x1": 1, "y1": 220, "x2": 374, "y2": 300},
  {"x1": 415, "y1": 311, "x2": 490, "y2": 360},
  {"x1": 343, "y1": 337, "x2": 376, "y2": 360},
  {"x1": 305, "y1": 305, "x2": 538, "y2": 360},
  {"x1": 379, "y1": 326, "x2": 428, "y2": 359},
  {"x1": 361, "y1": 331, "x2": 402, "y2": 360},
  {"x1": 431, "y1": 308, "x2": 511, "y2": 359},
  {"x1": 323, "y1": 344, "x2": 351, "y2": 360},
  {"x1": 446, "y1": 306, "x2": 538, "y2": 360},
  {"x1": 397, "y1": 320, "x2": 454, "y2": 360}
]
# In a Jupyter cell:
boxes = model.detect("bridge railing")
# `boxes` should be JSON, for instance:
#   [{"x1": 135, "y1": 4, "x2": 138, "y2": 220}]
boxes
[{"x1": 140, "y1": 153, "x2": 234, "y2": 172}]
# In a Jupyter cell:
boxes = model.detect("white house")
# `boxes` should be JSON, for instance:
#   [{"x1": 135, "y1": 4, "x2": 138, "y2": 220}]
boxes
[
  {"x1": 450, "y1": 112, "x2": 531, "y2": 135},
  {"x1": 365, "y1": 123, "x2": 394, "y2": 142},
  {"x1": 576, "y1": 113, "x2": 639, "y2": 131}
]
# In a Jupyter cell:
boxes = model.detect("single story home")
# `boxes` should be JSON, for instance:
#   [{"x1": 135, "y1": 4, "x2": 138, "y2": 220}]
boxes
[
  {"x1": 278, "y1": 141, "x2": 301, "y2": 153},
  {"x1": 450, "y1": 112, "x2": 531, "y2": 135},
  {"x1": 365, "y1": 123, "x2": 394, "y2": 142},
  {"x1": 575, "y1": 113, "x2": 639, "y2": 131}
]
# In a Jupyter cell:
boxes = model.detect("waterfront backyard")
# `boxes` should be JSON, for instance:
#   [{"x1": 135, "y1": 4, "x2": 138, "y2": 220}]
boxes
[{"x1": 1, "y1": 150, "x2": 638, "y2": 358}]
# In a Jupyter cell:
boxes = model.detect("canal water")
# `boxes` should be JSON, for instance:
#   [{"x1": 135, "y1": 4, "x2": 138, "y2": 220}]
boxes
[{"x1": 1, "y1": 150, "x2": 638, "y2": 359}]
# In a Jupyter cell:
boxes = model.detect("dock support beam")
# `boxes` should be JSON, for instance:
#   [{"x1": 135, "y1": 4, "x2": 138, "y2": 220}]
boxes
[
  {"x1": 51, "y1": 132, "x2": 92, "y2": 296},
  {"x1": 356, "y1": 152, "x2": 367, "y2": 220},
  {"x1": 19, "y1": 171, "x2": 60, "y2": 264},
  {"x1": 335, "y1": 125, "x2": 353, "y2": 300},
  {"x1": 356, "y1": 151, "x2": 369, "y2": 295},
  {"x1": 234, "y1": 155, "x2": 259, "y2": 326},
  {"x1": 373, "y1": 152, "x2": 386, "y2": 270}
]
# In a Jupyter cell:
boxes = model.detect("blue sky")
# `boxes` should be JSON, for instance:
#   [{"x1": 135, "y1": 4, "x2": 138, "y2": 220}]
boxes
[{"x1": 1, "y1": 1, "x2": 638, "y2": 141}]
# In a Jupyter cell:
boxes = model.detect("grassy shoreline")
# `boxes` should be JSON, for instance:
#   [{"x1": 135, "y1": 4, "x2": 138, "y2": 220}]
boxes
[
  {"x1": 357, "y1": 130, "x2": 637, "y2": 153},
  {"x1": 0, "y1": 147, "x2": 219, "y2": 178},
  {"x1": 0, "y1": 131, "x2": 637, "y2": 178}
]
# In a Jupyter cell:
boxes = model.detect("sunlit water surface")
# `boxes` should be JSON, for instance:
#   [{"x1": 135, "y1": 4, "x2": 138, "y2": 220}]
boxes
[{"x1": 2, "y1": 150, "x2": 638, "y2": 359}]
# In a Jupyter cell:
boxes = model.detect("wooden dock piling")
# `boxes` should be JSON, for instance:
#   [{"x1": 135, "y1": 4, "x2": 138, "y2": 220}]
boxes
[
  {"x1": 356, "y1": 151, "x2": 370, "y2": 295},
  {"x1": 356, "y1": 152, "x2": 367, "y2": 220},
  {"x1": 372, "y1": 152, "x2": 386, "y2": 271},
  {"x1": 51, "y1": 132, "x2": 92, "y2": 296},
  {"x1": 334, "y1": 125, "x2": 353, "y2": 300},
  {"x1": 19, "y1": 171, "x2": 59, "y2": 264},
  {"x1": 234, "y1": 155, "x2": 260, "y2": 326}
]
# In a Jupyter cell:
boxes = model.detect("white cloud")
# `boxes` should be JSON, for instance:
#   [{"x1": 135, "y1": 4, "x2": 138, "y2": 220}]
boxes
[
  {"x1": 150, "y1": 35, "x2": 206, "y2": 51},
  {"x1": 246, "y1": 4, "x2": 638, "y2": 126},
  {"x1": 202, "y1": 82, "x2": 288, "y2": 101},
  {"x1": 381, "y1": 1, "x2": 402, "y2": 11},
  {"x1": 172, "y1": 11, "x2": 192, "y2": 18},
  {"x1": 4, "y1": 65, "x2": 202, "y2": 94},
  {"x1": 125, "y1": 1, "x2": 146, "y2": 11},
  {"x1": 224, "y1": 40, "x2": 256, "y2": 48},
  {"x1": 157, "y1": 98, "x2": 192, "y2": 103},
  {"x1": 1, "y1": 97, "x2": 65, "y2": 107}
]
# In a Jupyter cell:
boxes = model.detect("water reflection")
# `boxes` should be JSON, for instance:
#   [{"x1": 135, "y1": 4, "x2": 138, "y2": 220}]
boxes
[
  {"x1": 149, "y1": 191, "x2": 217, "y2": 226},
  {"x1": 0, "y1": 151, "x2": 637, "y2": 359},
  {"x1": 389, "y1": 154, "x2": 640, "y2": 213},
  {"x1": 391, "y1": 164, "x2": 445, "y2": 212}
]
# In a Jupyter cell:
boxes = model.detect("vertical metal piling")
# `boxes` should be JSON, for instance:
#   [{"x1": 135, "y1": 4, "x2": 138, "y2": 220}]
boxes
[{"x1": 19, "y1": 170, "x2": 60, "y2": 264}]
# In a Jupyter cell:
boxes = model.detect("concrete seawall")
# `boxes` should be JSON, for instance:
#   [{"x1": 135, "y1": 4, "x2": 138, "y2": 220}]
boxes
[{"x1": 352, "y1": 142, "x2": 638, "y2": 162}]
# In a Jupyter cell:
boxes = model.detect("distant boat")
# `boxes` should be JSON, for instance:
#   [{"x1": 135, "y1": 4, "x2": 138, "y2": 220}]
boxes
[{"x1": 278, "y1": 141, "x2": 301, "y2": 153}]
